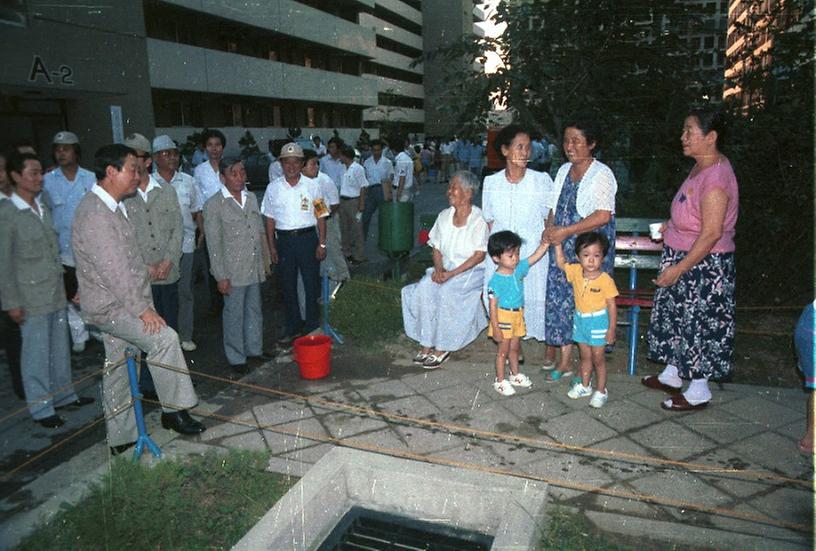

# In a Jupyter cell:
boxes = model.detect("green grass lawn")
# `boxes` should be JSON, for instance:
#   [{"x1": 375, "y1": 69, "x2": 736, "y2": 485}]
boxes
[
  {"x1": 330, "y1": 276, "x2": 404, "y2": 349},
  {"x1": 15, "y1": 450, "x2": 296, "y2": 551}
]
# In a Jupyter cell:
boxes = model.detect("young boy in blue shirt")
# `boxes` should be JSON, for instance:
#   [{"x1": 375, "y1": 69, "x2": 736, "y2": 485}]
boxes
[{"x1": 487, "y1": 231, "x2": 550, "y2": 396}]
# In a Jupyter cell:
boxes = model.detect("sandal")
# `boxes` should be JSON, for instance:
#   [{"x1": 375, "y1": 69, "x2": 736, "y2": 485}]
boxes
[
  {"x1": 544, "y1": 369, "x2": 573, "y2": 383},
  {"x1": 412, "y1": 352, "x2": 430, "y2": 365},
  {"x1": 423, "y1": 351, "x2": 450, "y2": 369}
]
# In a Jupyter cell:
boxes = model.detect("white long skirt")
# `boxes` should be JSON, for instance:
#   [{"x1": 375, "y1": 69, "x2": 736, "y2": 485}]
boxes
[{"x1": 402, "y1": 266, "x2": 487, "y2": 351}]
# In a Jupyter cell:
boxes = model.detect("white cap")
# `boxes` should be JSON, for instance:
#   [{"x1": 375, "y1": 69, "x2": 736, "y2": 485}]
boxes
[
  {"x1": 52, "y1": 131, "x2": 79, "y2": 145},
  {"x1": 279, "y1": 142, "x2": 304, "y2": 159},
  {"x1": 123, "y1": 133, "x2": 152, "y2": 154},
  {"x1": 152, "y1": 135, "x2": 177, "y2": 153}
]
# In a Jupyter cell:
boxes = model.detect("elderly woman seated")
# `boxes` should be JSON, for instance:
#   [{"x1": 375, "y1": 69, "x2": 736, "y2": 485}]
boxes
[{"x1": 401, "y1": 171, "x2": 489, "y2": 369}]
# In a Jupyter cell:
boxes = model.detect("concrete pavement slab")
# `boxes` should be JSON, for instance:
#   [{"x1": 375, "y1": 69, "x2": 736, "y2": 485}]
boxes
[
  {"x1": 538, "y1": 410, "x2": 619, "y2": 448},
  {"x1": 720, "y1": 394, "x2": 804, "y2": 429},
  {"x1": 627, "y1": 419, "x2": 719, "y2": 461},
  {"x1": 729, "y1": 431, "x2": 813, "y2": 477}
]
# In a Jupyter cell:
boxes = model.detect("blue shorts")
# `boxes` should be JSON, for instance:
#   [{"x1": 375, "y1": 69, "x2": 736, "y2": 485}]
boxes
[
  {"x1": 795, "y1": 302, "x2": 815, "y2": 389},
  {"x1": 573, "y1": 309, "x2": 609, "y2": 347}
]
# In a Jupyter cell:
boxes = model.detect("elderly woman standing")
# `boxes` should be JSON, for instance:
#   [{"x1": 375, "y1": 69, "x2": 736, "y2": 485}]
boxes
[
  {"x1": 543, "y1": 117, "x2": 617, "y2": 382},
  {"x1": 482, "y1": 125, "x2": 557, "y2": 345},
  {"x1": 402, "y1": 171, "x2": 489, "y2": 369},
  {"x1": 643, "y1": 109, "x2": 738, "y2": 411}
]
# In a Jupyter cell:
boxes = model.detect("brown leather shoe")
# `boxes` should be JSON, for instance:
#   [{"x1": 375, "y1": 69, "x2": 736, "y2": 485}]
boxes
[
  {"x1": 661, "y1": 394, "x2": 708, "y2": 411},
  {"x1": 641, "y1": 375, "x2": 681, "y2": 393}
]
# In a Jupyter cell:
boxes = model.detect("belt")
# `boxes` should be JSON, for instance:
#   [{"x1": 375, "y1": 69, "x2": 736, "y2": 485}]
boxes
[
  {"x1": 340, "y1": 195, "x2": 359, "y2": 200},
  {"x1": 499, "y1": 307, "x2": 523, "y2": 312},
  {"x1": 575, "y1": 309, "x2": 607, "y2": 318},
  {"x1": 276, "y1": 227, "x2": 316, "y2": 237},
  {"x1": 368, "y1": 183, "x2": 382, "y2": 188}
]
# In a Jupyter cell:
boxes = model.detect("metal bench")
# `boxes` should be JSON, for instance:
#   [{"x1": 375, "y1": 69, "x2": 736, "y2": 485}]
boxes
[{"x1": 614, "y1": 218, "x2": 664, "y2": 375}]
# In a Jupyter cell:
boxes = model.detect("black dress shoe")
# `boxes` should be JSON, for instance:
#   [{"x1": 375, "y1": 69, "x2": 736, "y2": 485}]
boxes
[
  {"x1": 161, "y1": 410, "x2": 206, "y2": 435},
  {"x1": 110, "y1": 442, "x2": 136, "y2": 456},
  {"x1": 140, "y1": 390, "x2": 160, "y2": 402},
  {"x1": 249, "y1": 352, "x2": 275, "y2": 363},
  {"x1": 55, "y1": 396, "x2": 96, "y2": 410},
  {"x1": 232, "y1": 363, "x2": 249, "y2": 375},
  {"x1": 37, "y1": 415, "x2": 65, "y2": 428}
]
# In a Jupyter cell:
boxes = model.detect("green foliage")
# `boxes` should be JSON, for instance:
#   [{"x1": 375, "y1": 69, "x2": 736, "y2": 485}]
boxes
[
  {"x1": 180, "y1": 128, "x2": 209, "y2": 158},
  {"x1": 15, "y1": 450, "x2": 295, "y2": 551},
  {"x1": 540, "y1": 507, "x2": 652, "y2": 550},
  {"x1": 329, "y1": 277, "x2": 404, "y2": 349}
]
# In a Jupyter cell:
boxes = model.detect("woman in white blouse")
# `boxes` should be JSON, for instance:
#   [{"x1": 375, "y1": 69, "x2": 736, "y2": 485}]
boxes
[
  {"x1": 542, "y1": 116, "x2": 618, "y2": 382},
  {"x1": 402, "y1": 171, "x2": 489, "y2": 369},
  {"x1": 482, "y1": 125, "x2": 557, "y2": 345}
]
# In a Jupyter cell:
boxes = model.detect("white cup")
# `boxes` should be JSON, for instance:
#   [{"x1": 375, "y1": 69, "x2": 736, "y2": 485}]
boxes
[{"x1": 649, "y1": 222, "x2": 663, "y2": 241}]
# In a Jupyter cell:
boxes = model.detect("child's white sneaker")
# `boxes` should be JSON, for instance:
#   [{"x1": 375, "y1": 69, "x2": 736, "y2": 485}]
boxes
[
  {"x1": 567, "y1": 382, "x2": 593, "y2": 399},
  {"x1": 493, "y1": 379, "x2": 516, "y2": 396},
  {"x1": 589, "y1": 390, "x2": 608, "y2": 408},
  {"x1": 509, "y1": 372, "x2": 532, "y2": 388}
]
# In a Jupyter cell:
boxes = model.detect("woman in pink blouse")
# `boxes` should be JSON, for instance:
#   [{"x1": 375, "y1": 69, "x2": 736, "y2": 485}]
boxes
[{"x1": 642, "y1": 108, "x2": 739, "y2": 411}]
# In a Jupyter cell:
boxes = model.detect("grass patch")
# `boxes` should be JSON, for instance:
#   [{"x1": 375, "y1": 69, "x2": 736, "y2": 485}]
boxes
[
  {"x1": 15, "y1": 450, "x2": 296, "y2": 551},
  {"x1": 330, "y1": 276, "x2": 404, "y2": 349},
  {"x1": 541, "y1": 507, "x2": 644, "y2": 551}
]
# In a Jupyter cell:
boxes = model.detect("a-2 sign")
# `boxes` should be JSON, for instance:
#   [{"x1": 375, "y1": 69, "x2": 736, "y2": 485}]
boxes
[{"x1": 28, "y1": 55, "x2": 74, "y2": 86}]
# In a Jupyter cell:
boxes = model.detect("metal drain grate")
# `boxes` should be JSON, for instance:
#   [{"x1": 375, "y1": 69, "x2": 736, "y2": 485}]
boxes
[{"x1": 317, "y1": 506, "x2": 494, "y2": 550}]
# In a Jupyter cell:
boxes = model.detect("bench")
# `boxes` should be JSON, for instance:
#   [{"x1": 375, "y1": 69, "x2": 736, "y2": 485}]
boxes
[{"x1": 614, "y1": 218, "x2": 664, "y2": 375}]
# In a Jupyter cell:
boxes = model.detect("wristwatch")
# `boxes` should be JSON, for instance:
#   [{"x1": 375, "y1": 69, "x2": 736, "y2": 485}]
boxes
[{"x1": 319, "y1": 243, "x2": 327, "y2": 249}]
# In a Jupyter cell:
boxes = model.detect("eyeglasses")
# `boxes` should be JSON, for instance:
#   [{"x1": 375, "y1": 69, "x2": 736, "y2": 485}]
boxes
[
  {"x1": 157, "y1": 150, "x2": 179, "y2": 157},
  {"x1": 135, "y1": 154, "x2": 150, "y2": 159}
]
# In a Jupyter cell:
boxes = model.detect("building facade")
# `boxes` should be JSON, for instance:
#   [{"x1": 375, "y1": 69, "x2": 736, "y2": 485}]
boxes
[{"x1": 1, "y1": 0, "x2": 479, "y2": 157}]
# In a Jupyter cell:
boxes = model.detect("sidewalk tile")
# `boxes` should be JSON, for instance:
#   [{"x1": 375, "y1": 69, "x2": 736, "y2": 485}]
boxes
[
  {"x1": 538, "y1": 410, "x2": 618, "y2": 448},
  {"x1": 627, "y1": 471, "x2": 731, "y2": 517},
  {"x1": 590, "y1": 399, "x2": 663, "y2": 433},
  {"x1": 728, "y1": 432, "x2": 813, "y2": 477},
  {"x1": 400, "y1": 371, "x2": 464, "y2": 393},
  {"x1": 252, "y1": 401, "x2": 315, "y2": 426},
  {"x1": 589, "y1": 436, "x2": 664, "y2": 480},
  {"x1": 720, "y1": 395, "x2": 803, "y2": 429},
  {"x1": 322, "y1": 411, "x2": 390, "y2": 439},
  {"x1": 682, "y1": 408, "x2": 767, "y2": 444},
  {"x1": 352, "y1": 378, "x2": 417, "y2": 403},
  {"x1": 740, "y1": 486, "x2": 814, "y2": 533},
  {"x1": 627, "y1": 420, "x2": 718, "y2": 461},
  {"x1": 392, "y1": 425, "x2": 468, "y2": 455}
]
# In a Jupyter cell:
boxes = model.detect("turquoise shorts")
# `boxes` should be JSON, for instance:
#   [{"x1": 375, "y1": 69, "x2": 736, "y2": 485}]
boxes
[{"x1": 572, "y1": 309, "x2": 609, "y2": 347}]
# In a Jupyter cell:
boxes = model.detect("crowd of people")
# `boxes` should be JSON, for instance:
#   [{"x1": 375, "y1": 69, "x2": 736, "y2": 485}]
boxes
[
  {"x1": 1, "y1": 107, "x2": 811, "y2": 456},
  {"x1": 400, "y1": 109, "x2": 768, "y2": 424}
]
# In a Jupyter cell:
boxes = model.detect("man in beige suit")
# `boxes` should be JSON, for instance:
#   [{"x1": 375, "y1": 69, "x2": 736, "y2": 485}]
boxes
[
  {"x1": 204, "y1": 157, "x2": 270, "y2": 375},
  {"x1": 72, "y1": 144, "x2": 204, "y2": 452},
  {"x1": 0, "y1": 152, "x2": 93, "y2": 428}
]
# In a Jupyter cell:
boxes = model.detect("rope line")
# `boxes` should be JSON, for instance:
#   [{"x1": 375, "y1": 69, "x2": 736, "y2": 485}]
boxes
[
  {"x1": 146, "y1": 398, "x2": 811, "y2": 535},
  {"x1": 145, "y1": 359, "x2": 810, "y2": 488}
]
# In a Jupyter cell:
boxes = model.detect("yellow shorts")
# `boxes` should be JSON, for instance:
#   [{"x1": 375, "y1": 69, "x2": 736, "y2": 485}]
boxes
[{"x1": 488, "y1": 307, "x2": 526, "y2": 339}]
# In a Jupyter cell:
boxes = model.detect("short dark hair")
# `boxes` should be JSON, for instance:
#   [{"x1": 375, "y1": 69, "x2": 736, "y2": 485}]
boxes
[
  {"x1": 688, "y1": 107, "x2": 727, "y2": 149},
  {"x1": 575, "y1": 232, "x2": 609, "y2": 256},
  {"x1": 219, "y1": 156, "x2": 243, "y2": 174},
  {"x1": 201, "y1": 129, "x2": 226, "y2": 148},
  {"x1": 7, "y1": 152, "x2": 40, "y2": 180},
  {"x1": 93, "y1": 144, "x2": 136, "y2": 180},
  {"x1": 493, "y1": 124, "x2": 530, "y2": 159},
  {"x1": 327, "y1": 136, "x2": 344, "y2": 148},
  {"x1": 302, "y1": 149, "x2": 319, "y2": 163},
  {"x1": 339, "y1": 144, "x2": 356, "y2": 160},
  {"x1": 488, "y1": 230, "x2": 522, "y2": 258},
  {"x1": 312, "y1": 135, "x2": 322, "y2": 142},
  {"x1": 563, "y1": 114, "x2": 601, "y2": 150},
  {"x1": 371, "y1": 139, "x2": 384, "y2": 149}
]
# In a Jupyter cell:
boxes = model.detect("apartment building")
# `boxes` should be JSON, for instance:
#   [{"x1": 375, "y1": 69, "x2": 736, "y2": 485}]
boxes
[{"x1": 1, "y1": 0, "x2": 479, "y2": 157}]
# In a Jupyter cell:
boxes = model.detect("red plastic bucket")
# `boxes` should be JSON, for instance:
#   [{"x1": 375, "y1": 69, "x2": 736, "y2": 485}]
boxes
[{"x1": 293, "y1": 335, "x2": 332, "y2": 379}]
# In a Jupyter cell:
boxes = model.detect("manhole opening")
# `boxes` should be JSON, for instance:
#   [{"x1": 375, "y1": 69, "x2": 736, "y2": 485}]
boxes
[{"x1": 317, "y1": 506, "x2": 494, "y2": 550}]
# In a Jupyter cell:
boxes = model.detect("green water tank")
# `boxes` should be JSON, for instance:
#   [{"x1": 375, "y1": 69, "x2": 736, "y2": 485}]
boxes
[{"x1": 378, "y1": 202, "x2": 414, "y2": 254}]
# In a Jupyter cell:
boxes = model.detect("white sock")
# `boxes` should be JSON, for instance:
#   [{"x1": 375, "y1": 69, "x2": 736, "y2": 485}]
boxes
[
  {"x1": 658, "y1": 364, "x2": 682, "y2": 388},
  {"x1": 683, "y1": 378, "x2": 712, "y2": 405}
]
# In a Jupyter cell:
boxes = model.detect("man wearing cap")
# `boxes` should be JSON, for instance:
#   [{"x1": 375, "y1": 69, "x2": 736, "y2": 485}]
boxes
[
  {"x1": 262, "y1": 143, "x2": 328, "y2": 344},
  {"x1": 122, "y1": 133, "x2": 184, "y2": 398},
  {"x1": 153, "y1": 135, "x2": 202, "y2": 352},
  {"x1": 43, "y1": 131, "x2": 96, "y2": 354},
  {"x1": 73, "y1": 144, "x2": 205, "y2": 451},
  {"x1": 204, "y1": 157, "x2": 270, "y2": 374}
]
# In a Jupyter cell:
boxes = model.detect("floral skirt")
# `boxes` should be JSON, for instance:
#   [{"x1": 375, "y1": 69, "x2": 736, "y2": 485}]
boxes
[{"x1": 647, "y1": 246, "x2": 736, "y2": 380}]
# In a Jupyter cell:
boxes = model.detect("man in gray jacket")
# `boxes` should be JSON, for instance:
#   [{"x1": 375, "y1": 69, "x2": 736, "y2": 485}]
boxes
[
  {"x1": 72, "y1": 144, "x2": 204, "y2": 451},
  {"x1": 123, "y1": 133, "x2": 183, "y2": 399},
  {"x1": 204, "y1": 157, "x2": 270, "y2": 375},
  {"x1": 0, "y1": 152, "x2": 93, "y2": 428}
]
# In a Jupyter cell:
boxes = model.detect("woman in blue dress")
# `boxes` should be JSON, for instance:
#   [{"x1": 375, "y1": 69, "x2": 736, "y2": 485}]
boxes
[{"x1": 543, "y1": 116, "x2": 618, "y2": 382}]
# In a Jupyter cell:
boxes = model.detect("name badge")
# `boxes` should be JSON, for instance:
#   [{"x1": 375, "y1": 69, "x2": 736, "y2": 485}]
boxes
[{"x1": 301, "y1": 196, "x2": 310, "y2": 211}]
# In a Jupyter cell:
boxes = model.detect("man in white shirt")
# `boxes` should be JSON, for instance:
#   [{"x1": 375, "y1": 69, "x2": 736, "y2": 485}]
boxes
[
  {"x1": 312, "y1": 135, "x2": 327, "y2": 157},
  {"x1": 193, "y1": 129, "x2": 227, "y2": 313},
  {"x1": 152, "y1": 135, "x2": 202, "y2": 352},
  {"x1": 319, "y1": 137, "x2": 345, "y2": 191},
  {"x1": 43, "y1": 131, "x2": 97, "y2": 354},
  {"x1": 338, "y1": 144, "x2": 369, "y2": 264},
  {"x1": 361, "y1": 139, "x2": 394, "y2": 240},
  {"x1": 262, "y1": 143, "x2": 328, "y2": 344},
  {"x1": 394, "y1": 138, "x2": 415, "y2": 203}
]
